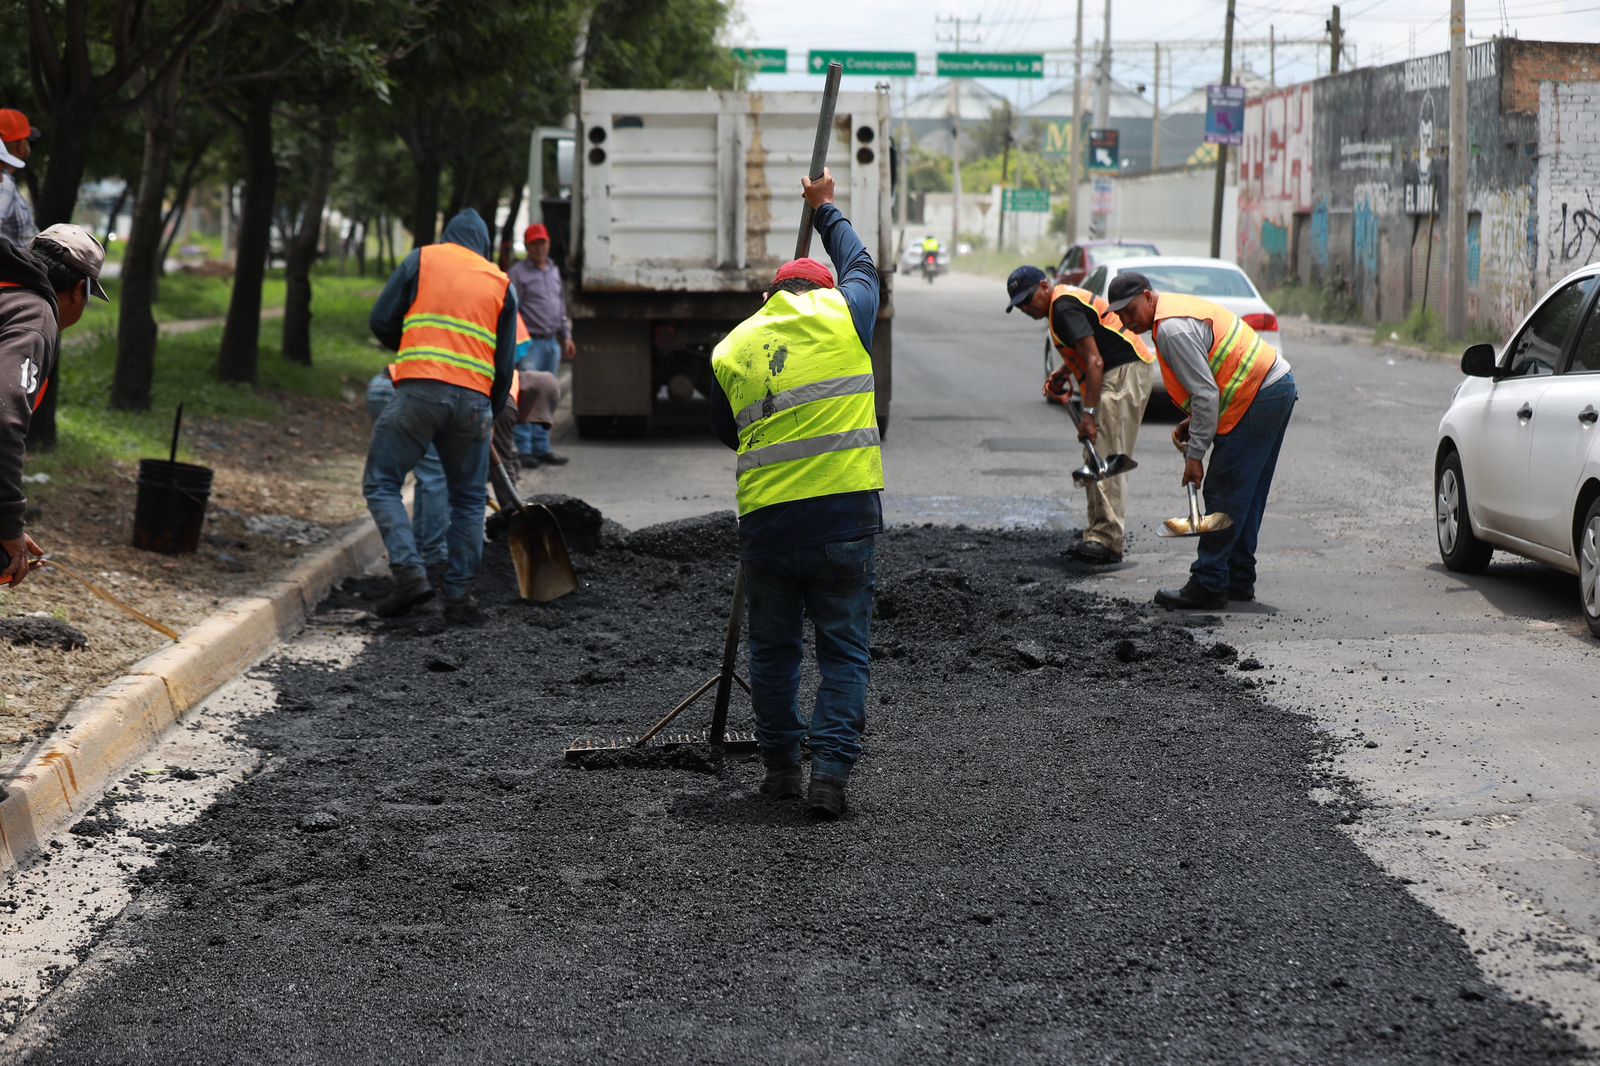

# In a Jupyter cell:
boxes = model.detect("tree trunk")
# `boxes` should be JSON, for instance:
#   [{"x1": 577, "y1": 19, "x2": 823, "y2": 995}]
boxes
[
  {"x1": 103, "y1": 182, "x2": 132, "y2": 245},
  {"x1": 409, "y1": 156, "x2": 440, "y2": 248},
  {"x1": 156, "y1": 146, "x2": 205, "y2": 277},
  {"x1": 33, "y1": 100, "x2": 98, "y2": 227},
  {"x1": 472, "y1": 185, "x2": 501, "y2": 241},
  {"x1": 218, "y1": 94, "x2": 278, "y2": 384},
  {"x1": 498, "y1": 182, "x2": 524, "y2": 271},
  {"x1": 111, "y1": 72, "x2": 184, "y2": 412},
  {"x1": 281, "y1": 116, "x2": 339, "y2": 366},
  {"x1": 355, "y1": 217, "x2": 368, "y2": 276}
]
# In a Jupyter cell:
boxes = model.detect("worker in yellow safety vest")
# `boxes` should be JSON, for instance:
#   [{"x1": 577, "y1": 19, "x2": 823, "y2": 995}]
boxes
[
  {"x1": 708, "y1": 166, "x2": 883, "y2": 821},
  {"x1": 366, "y1": 208, "x2": 519, "y2": 623},
  {"x1": 1006, "y1": 264, "x2": 1155, "y2": 564},
  {"x1": 1107, "y1": 271, "x2": 1299, "y2": 610}
]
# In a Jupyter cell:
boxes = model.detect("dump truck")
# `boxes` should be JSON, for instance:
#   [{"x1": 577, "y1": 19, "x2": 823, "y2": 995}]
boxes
[{"x1": 528, "y1": 87, "x2": 897, "y2": 438}]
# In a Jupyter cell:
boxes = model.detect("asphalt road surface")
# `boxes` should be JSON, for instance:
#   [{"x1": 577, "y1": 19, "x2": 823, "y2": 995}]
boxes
[{"x1": 1, "y1": 269, "x2": 1596, "y2": 1062}]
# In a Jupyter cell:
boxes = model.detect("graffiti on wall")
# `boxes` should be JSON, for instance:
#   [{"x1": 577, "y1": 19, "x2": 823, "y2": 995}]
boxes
[
  {"x1": 1477, "y1": 187, "x2": 1536, "y2": 331},
  {"x1": 1312, "y1": 201, "x2": 1330, "y2": 271},
  {"x1": 1238, "y1": 84, "x2": 1314, "y2": 281},
  {"x1": 1554, "y1": 193, "x2": 1600, "y2": 265},
  {"x1": 1352, "y1": 183, "x2": 1393, "y2": 279}
]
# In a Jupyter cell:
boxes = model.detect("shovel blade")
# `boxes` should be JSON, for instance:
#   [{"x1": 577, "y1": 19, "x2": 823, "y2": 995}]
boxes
[
  {"x1": 506, "y1": 504, "x2": 578, "y2": 602},
  {"x1": 1156, "y1": 512, "x2": 1235, "y2": 538},
  {"x1": 1071, "y1": 453, "x2": 1138, "y2": 485}
]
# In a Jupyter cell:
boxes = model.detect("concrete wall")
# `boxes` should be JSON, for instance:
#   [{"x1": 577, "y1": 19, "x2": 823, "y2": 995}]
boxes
[
  {"x1": 1238, "y1": 85, "x2": 1314, "y2": 286},
  {"x1": 1078, "y1": 166, "x2": 1238, "y2": 262},
  {"x1": 919, "y1": 187, "x2": 1054, "y2": 253},
  {"x1": 1535, "y1": 81, "x2": 1600, "y2": 299}
]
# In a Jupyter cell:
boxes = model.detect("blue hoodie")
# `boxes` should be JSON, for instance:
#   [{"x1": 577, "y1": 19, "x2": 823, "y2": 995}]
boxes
[{"x1": 369, "y1": 208, "x2": 519, "y2": 414}]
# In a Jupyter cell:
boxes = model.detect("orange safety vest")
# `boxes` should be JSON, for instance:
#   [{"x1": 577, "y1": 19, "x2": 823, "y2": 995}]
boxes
[
  {"x1": 0, "y1": 280, "x2": 49, "y2": 412},
  {"x1": 1045, "y1": 284, "x2": 1154, "y2": 382},
  {"x1": 394, "y1": 243, "x2": 508, "y2": 396},
  {"x1": 1152, "y1": 292, "x2": 1278, "y2": 435}
]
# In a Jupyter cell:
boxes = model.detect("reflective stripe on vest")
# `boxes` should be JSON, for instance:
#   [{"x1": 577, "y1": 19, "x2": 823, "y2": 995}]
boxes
[
  {"x1": 710, "y1": 287, "x2": 884, "y2": 516},
  {"x1": 1045, "y1": 284, "x2": 1154, "y2": 381},
  {"x1": 1151, "y1": 292, "x2": 1279, "y2": 435},
  {"x1": 394, "y1": 243, "x2": 507, "y2": 396}
]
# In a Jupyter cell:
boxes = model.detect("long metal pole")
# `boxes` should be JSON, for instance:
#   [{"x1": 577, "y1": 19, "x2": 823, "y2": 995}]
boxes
[
  {"x1": 1209, "y1": 0, "x2": 1236, "y2": 259},
  {"x1": 796, "y1": 61, "x2": 843, "y2": 259},
  {"x1": 1152, "y1": 45, "x2": 1162, "y2": 169},
  {"x1": 1066, "y1": 0, "x2": 1085, "y2": 243},
  {"x1": 1095, "y1": 0, "x2": 1112, "y2": 131},
  {"x1": 1446, "y1": 0, "x2": 1469, "y2": 338}
]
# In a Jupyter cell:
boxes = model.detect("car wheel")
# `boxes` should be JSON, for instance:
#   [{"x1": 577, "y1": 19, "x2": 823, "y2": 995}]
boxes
[
  {"x1": 1436, "y1": 450, "x2": 1493, "y2": 573},
  {"x1": 1579, "y1": 497, "x2": 1600, "y2": 639}
]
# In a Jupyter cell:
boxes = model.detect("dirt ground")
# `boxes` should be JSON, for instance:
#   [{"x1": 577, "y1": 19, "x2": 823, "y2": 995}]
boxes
[
  {"x1": 0, "y1": 397, "x2": 371, "y2": 765},
  {"x1": 13, "y1": 511, "x2": 1582, "y2": 1064}
]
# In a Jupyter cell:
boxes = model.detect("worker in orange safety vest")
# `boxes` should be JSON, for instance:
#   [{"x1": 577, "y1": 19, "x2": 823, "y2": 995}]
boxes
[
  {"x1": 1107, "y1": 270, "x2": 1298, "y2": 610},
  {"x1": 366, "y1": 208, "x2": 519, "y2": 623}
]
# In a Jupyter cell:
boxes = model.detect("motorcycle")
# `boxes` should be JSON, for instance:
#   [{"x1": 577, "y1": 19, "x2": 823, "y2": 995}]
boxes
[{"x1": 921, "y1": 251, "x2": 939, "y2": 283}]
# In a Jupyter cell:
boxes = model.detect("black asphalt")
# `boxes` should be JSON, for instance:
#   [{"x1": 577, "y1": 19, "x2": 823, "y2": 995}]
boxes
[{"x1": 10, "y1": 511, "x2": 1582, "y2": 1064}]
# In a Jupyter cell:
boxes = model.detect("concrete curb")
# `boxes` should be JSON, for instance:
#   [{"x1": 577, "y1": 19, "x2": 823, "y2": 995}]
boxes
[{"x1": 0, "y1": 515, "x2": 384, "y2": 874}]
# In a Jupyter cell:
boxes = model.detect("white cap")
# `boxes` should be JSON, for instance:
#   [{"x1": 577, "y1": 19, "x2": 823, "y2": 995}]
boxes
[{"x1": 0, "y1": 143, "x2": 22, "y2": 170}]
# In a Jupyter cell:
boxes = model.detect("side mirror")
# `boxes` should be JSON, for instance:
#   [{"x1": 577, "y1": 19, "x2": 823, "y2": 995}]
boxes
[{"x1": 1461, "y1": 343, "x2": 1499, "y2": 378}]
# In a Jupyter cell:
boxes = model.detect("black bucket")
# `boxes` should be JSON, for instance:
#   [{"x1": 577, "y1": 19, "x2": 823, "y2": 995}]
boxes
[{"x1": 131, "y1": 459, "x2": 214, "y2": 555}]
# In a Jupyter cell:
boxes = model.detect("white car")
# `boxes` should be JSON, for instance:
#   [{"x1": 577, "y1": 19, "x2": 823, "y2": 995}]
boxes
[
  {"x1": 1435, "y1": 264, "x2": 1600, "y2": 637},
  {"x1": 1080, "y1": 256, "x2": 1285, "y2": 398}
]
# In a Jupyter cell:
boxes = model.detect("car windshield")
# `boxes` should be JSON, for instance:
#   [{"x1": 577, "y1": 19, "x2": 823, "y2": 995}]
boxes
[
  {"x1": 1095, "y1": 244, "x2": 1159, "y2": 262},
  {"x1": 1135, "y1": 265, "x2": 1257, "y2": 299}
]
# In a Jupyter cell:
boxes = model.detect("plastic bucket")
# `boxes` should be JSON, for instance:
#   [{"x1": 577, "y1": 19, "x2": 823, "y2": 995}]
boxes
[{"x1": 131, "y1": 459, "x2": 214, "y2": 555}]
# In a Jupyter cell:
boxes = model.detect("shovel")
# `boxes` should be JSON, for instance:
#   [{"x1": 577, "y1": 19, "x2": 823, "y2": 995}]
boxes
[
  {"x1": 486, "y1": 446, "x2": 577, "y2": 603},
  {"x1": 1055, "y1": 391, "x2": 1137, "y2": 485},
  {"x1": 1157, "y1": 483, "x2": 1234, "y2": 538}
]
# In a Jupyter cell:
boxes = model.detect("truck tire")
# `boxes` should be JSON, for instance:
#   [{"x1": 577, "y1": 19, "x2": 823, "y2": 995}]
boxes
[{"x1": 877, "y1": 413, "x2": 889, "y2": 441}]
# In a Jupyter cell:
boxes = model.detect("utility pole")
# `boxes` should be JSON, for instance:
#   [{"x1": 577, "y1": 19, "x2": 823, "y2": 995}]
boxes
[
  {"x1": 898, "y1": 79, "x2": 911, "y2": 244},
  {"x1": 936, "y1": 13, "x2": 980, "y2": 257},
  {"x1": 1152, "y1": 44, "x2": 1162, "y2": 168},
  {"x1": 1066, "y1": 0, "x2": 1086, "y2": 243},
  {"x1": 1095, "y1": 0, "x2": 1112, "y2": 131},
  {"x1": 1328, "y1": 5, "x2": 1342, "y2": 74},
  {"x1": 1210, "y1": 0, "x2": 1236, "y2": 258},
  {"x1": 998, "y1": 115, "x2": 1013, "y2": 252},
  {"x1": 1446, "y1": 0, "x2": 1468, "y2": 337},
  {"x1": 1269, "y1": 25, "x2": 1276, "y2": 88}
]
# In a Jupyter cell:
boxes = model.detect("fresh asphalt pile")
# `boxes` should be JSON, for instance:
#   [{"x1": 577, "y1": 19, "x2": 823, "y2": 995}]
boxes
[{"x1": 13, "y1": 504, "x2": 1582, "y2": 1065}]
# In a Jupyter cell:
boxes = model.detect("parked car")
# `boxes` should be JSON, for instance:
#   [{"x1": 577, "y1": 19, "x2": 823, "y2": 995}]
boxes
[
  {"x1": 1078, "y1": 256, "x2": 1284, "y2": 400},
  {"x1": 1434, "y1": 265, "x2": 1600, "y2": 637},
  {"x1": 901, "y1": 238, "x2": 950, "y2": 275},
  {"x1": 1055, "y1": 240, "x2": 1160, "y2": 287}
]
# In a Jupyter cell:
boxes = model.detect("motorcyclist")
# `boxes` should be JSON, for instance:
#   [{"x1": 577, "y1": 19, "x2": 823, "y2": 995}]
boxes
[{"x1": 921, "y1": 234, "x2": 940, "y2": 256}]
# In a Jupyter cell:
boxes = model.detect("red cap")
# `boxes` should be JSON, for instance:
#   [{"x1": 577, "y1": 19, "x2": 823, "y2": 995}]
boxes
[
  {"x1": 0, "y1": 110, "x2": 37, "y2": 143},
  {"x1": 523, "y1": 223, "x2": 550, "y2": 244},
  {"x1": 772, "y1": 258, "x2": 835, "y2": 290}
]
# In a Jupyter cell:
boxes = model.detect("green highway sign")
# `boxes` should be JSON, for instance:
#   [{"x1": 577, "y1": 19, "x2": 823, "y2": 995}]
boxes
[
  {"x1": 808, "y1": 50, "x2": 917, "y2": 77},
  {"x1": 731, "y1": 48, "x2": 786, "y2": 73},
  {"x1": 1003, "y1": 188, "x2": 1051, "y2": 213},
  {"x1": 936, "y1": 53, "x2": 1045, "y2": 79}
]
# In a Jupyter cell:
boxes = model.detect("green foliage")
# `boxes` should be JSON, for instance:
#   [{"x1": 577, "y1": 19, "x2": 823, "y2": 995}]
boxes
[
  {"x1": 1372, "y1": 307, "x2": 1501, "y2": 352},
  {"x1": 37, "y1": 273, "x2": 380, "y2": 479},
  {"x1": 1268, "y1": 281, "x2": 1361, "y2": 325}
]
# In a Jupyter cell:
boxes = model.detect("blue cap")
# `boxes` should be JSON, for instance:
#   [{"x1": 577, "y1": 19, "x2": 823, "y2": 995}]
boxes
[{"x1": 1005, "y1": 265, "x2": 1048, "y2": 312}]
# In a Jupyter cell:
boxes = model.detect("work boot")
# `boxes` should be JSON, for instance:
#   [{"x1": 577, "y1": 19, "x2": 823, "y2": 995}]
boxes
[
  {"x1": 1228, "y1": 585, "x2": 1256, "y2": 602},
  {"x1": 425, "y1": 561, "x2": 448, "y2": 591},
  {"x1": 442, "y1": 593, "x2": 486, "y2": 626},
  {"x1": 1153, "y1": 579, "x2": 1228, "y2": 611},
  {"x1": 374, "y1": 570, "x2": 434, "y2": 618},
  {"x1": 518, "y1": 452, "x2": 541, "y2": 469},
  {"x1": 1067, "y1": 540, "x2": 1122, "y2": 565},
  {"x1": 760, "y1": 762, "x2": 803, "y2": 800},
  {"x1": 533, "y1": 450, "x2": 569, "y2": 467},
  {"x1": 806, "y1": 773, "x2": 847, "y2": 821}
]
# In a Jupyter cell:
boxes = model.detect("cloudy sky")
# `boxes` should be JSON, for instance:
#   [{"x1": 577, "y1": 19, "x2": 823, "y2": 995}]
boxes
[{"x1": 731, "y1": 0, "x2": 1599, "y2": 109}]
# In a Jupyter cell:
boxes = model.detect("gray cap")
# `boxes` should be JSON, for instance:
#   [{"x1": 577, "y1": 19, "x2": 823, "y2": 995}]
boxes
[{"x1": 33, "y1": 224, "x2": 109, "y2": 301}]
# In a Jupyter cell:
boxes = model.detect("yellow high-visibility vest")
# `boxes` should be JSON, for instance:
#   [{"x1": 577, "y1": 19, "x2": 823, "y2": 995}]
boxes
[{"x1": 710, "y1": 288, "x2": 883, "y2": 516}]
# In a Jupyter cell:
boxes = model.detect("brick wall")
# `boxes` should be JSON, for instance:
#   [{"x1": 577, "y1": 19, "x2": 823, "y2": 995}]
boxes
[
  {"x1": 1505, "y1": 41, "x2": 1600, "y2": 114},
  {"x1": 1535, "y1": 80, "x2": 1600, "y2": 292}
]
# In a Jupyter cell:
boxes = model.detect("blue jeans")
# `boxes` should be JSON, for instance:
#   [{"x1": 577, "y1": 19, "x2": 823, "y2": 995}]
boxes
[
  {"x1": 362, "y1": 379, "x2": 492, "y2": 597},
  {"x1": 513, "y1": 336, "x2": 562, "y2": 456},
  {"x1": 364, "y1": 374, "x2": 448, "y2": 568},
  {"x1": 743, "y1": 538, "x2": 876, "y2": 780},
  {"x1": 1193, "y1": 373, "x2": 1298, "y2": 594}
]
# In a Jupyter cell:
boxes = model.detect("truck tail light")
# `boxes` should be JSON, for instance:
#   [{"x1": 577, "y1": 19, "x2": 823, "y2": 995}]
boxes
[{"x1": 1243, "y1": 312, "x2": 1279, "y2": 333}]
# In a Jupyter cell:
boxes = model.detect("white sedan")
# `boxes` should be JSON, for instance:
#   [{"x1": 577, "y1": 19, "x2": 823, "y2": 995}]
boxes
[
  {"x1": 1435, "y1": 264, "x2": 1600, "y2": 637},
  {"x1": 1079, "y1": 256, "x2": 1284, "y2": 399}
]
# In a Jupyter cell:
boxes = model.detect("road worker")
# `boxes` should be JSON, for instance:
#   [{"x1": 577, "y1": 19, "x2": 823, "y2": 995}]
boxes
[
  {"x1": 366, "y1": 208, "x2": 519, "y2": 622},
  {"x1": 1107, "y1": 271, "x2": 1298, "y2": 609},
  {"x1": 707, "y1": 166, "x2": 883, "y2": 821},
  {"x1": 1006, "y1": 264, "x2": 1154, "y2": 564}
]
